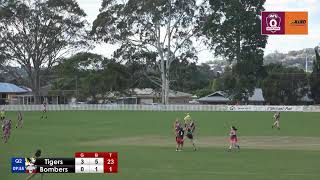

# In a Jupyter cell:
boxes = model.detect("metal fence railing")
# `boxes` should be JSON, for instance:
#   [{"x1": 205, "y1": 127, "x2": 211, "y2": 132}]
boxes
[{"x1": 1, "y1": 104, "x2": 320, "y2": 112}]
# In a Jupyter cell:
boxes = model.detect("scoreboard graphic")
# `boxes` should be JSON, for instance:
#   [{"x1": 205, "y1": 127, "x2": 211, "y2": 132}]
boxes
[{"x1": 12, "y1": 152, "x2": 118, "y2": 174}]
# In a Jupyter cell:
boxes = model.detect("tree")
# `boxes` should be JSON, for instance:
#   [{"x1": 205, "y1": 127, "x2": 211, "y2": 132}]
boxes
[
  {"x1": 262, "y1": 64, "x2": 308, "y2": 105},
  {"x1": 124, "y1": 50, "x2": 161, "y2": 90},
  {"x1": 55, "y1": 52, "x2": 130, "y2": 103},
  {"x1": 170, "y1": 60, "x2": 215, "y2": 93},
  {"x1": 310, "y1": 46, "x2": 320, "y2": 104},
  {"x1": 54, "y1": 52, "x2": 102, "y2": 103},
  {"x1": 0, "y1": 0, "x2": 87, "y2": 103},
  {"x1": 202, "y1": 0, "x2": 268, "y2": 101},
  {"x1": 211, "y1": 78, "x2": 224, "y2": 92},
  {"x1": 91, "y1": 0, "x2": 207, "y2": 104}
]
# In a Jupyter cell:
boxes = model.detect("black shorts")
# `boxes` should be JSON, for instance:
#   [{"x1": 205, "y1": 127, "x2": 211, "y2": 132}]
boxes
[
  {"x1": 0, "y1": 117, "x2": 4, "y2": 120},
  {"x1": 186, "y1": 133, "x2": 193, "y2": 139}
]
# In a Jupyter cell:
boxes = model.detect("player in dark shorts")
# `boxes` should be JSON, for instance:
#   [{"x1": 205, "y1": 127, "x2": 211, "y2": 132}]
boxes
[
  {"x1": 26, "y1": 149, "x2": 43, "y2": 180},
  {"x1": 186, "y1": 120, "x2": 197, "y2": 151},
  {"x1": 176, "y1": 126, "x2": 184, "y2": 151},
  {"x1": 228, "y1": 126, "x2": 240, "y2": 152},
  {"x1": 2, "y1": 119, "x2": 12, "y2": 143},
  {"x1": 41, "y1": 102, "x2": 47, "y2": 119},
  {"x1": 16, "y1": 111, "x2": 23, "y2": 128}
]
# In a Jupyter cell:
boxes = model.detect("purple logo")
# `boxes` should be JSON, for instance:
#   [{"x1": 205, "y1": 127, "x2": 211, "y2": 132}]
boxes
[{"x1": 261, "y1": 12, "x2": 285, "y2": 35}]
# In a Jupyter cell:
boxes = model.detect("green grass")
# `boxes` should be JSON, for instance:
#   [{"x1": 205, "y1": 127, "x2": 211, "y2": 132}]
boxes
[{"x1": 1, "y1": 111, "x2": 320, "y2": 180}]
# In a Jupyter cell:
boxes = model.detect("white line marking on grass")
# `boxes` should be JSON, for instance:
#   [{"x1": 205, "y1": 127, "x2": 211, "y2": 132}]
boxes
[
  {"x1": 120, "y1": 167, "x2": 320, "y2": 177},
  {"x1": 80, "y1": 136, "x2": 320, "y2": 151}
]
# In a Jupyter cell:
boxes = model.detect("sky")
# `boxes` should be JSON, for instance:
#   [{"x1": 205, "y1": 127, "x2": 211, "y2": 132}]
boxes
[{"x1": 77, "y1": 0, "x2": 320, "y2": 62}]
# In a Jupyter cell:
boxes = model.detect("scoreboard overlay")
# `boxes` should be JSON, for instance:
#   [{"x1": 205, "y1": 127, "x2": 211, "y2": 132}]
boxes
[{"x1": 12, "y1": 152, "x2": 118, "y2": 174}]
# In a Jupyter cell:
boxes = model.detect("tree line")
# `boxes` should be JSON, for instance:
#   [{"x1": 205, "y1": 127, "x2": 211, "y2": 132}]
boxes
[{"x1": 0, "y1": 0, "x2": 319, "y2": 105}]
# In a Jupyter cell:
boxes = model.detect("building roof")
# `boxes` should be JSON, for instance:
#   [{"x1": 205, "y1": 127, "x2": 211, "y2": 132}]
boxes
[
  {"x1": 0, "y1": 83, "x2": 29, "y2": 93},
  {"x1": 198, "y1": 88, "x2": 265, "y2": 103},
  {"x1": 168, "y1": 90, "x2": 192, "y2": 98},
  {"x1": 198, "y1": 91, "x2": 230, "y2": 102},
  {"x1": 132, "y1": 88, "x2": 192, "y2": 98},
  {"x1": 300, "y1": 94, "x2": 313, "y2": 102}
]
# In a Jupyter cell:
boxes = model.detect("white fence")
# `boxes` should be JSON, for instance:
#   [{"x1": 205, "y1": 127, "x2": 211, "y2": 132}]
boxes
[{"x1": 1, "y1": 104, "x2": 320, "y2": 112}]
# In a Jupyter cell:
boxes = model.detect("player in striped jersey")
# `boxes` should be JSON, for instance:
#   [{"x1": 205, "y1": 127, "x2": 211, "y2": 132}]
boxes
[
  {"x1": 272, "y1": 112, "x2": 280, "y2": 130},
  {"x1": 186, "y1": 120, "x2": 197, "y2": 151},
  {"x1": 0, "y1": 108, "x2": 5, "y2": 122}
]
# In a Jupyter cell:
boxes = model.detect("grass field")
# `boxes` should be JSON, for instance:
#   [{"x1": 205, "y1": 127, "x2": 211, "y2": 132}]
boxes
[{"x1": 1, "y1": 111, "x2": 320, "y2": 180}]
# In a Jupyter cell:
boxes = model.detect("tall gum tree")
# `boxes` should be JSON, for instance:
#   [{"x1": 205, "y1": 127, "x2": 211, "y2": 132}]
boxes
[
  {"x1": 0, "y1": 0, "x2": 88, "y2": 103},
  {"x1": 91, "y1": 0, "x2": 208, "y2": 104}
]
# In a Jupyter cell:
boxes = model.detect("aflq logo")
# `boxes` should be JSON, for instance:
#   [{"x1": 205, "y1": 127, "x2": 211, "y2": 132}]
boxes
[{"x1": 266, "y1": 13, "x2": 281, "y2": 33}]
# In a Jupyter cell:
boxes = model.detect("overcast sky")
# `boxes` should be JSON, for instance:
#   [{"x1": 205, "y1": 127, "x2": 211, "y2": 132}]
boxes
[{"x1": 77, "y1": 0, "x2": 320, "y2": 62}]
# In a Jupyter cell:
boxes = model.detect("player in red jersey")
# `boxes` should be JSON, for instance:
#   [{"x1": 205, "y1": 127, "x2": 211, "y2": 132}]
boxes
[
  {"x1": 41, "y1": 102, "x2": 47, "y2": 119},
  {"x1": 228, "y1": 126, "x2": 240, "y2": 151},
  {"x1": 16, "y1": 111, "x2": 23, "y2": 128},
  {"x1": 272, "y1": 112, "x2": 280, "y2": 130},
  {"x1": 176, "y1": 126, "x2": 184, "y2": 151},
  {"x1": 2, "y1": 119, "x2": 12, "y2": 143}
]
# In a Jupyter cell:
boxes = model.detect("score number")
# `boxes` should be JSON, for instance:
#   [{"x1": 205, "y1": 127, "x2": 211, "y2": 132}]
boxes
[
  {"x1": 107, "y1": 159, "x2": 114, "y2": 172},
  {"x1": 107, "y1": 159, "x2": 114, "y2": 165}
]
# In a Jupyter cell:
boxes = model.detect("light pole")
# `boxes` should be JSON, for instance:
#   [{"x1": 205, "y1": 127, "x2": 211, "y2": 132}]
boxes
[{"x1": 305, "y1": 49, "x2": 308, "y2": 73}]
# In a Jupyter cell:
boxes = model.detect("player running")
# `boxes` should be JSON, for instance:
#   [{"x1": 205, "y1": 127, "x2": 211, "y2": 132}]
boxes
[
  {"x1": 272, "y1": 112, "x2": 280, "y2": 130},
  {"x1": 185, "y1": 120, "x2": 197, "y2": 151},
  {"x1": 26, "y1": 149, "x2": 43, "y2": 180},
  {"x1": 228, "y1": 126, "x2": 240, "y2": 152},
  {"x1": 41, "y1": 102, "x2": 47, "y2": 119},
  {"x1": 176, "y1": 126, "x2": 185, "y2": 151},
  {"x1": 16, "y1": 111, "x2": 23, "y2": 128},
  {"x1": 2, "y1": 119, "x2": 12, "y2": 143}
]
